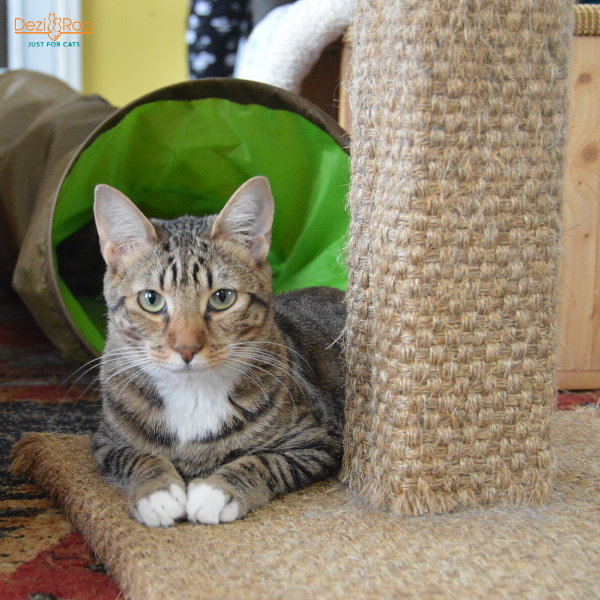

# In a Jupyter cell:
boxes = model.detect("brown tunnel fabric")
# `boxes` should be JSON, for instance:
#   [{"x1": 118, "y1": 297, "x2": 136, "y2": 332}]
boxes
[{"x1": 0, "y1": 70, "x2": 116, "y2": 287}]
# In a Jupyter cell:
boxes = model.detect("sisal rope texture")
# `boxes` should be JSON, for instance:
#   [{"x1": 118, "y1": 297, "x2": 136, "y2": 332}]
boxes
[
  {"x1": 341, "y1": 0, "x2": 574, "y2": 515},
  {"x1": 574, "y1": 4, "x2": 600, "y2": 35},
  {"x1": 9, "y1": 409, "x2": 600, "y2": 599},
  {"x1": 345, "y1": 4, "x2": 600, "y2": 43}
]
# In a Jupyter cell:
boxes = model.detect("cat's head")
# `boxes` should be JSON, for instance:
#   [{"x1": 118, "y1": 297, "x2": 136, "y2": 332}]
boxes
[{"x1": 94, "y1": 177, "x2": 275, "y2": 379}]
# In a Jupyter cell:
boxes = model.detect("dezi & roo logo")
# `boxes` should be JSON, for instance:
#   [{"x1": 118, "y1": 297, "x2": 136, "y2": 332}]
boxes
[{"x1": 14, "y1": 12, "x2": 92, "y2": 45}]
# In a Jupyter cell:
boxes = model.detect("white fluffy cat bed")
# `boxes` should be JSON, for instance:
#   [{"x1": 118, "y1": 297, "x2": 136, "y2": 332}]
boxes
[{"x1": 235, "y1": 0, "x2": 353, "y2": 93}]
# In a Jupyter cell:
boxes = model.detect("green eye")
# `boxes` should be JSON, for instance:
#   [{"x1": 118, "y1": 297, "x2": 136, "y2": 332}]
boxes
[
  {"x1": 208, "y1": 289, "x2": 237, "y2": 311},
  {"x1": 138, "y1": 290, "x2": 166, "y2": 313}
]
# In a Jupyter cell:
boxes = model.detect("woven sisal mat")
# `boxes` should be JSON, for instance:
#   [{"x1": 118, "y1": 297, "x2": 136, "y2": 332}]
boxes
[{"x1": 10, "y1": 409, "x2": 600, "y2": 600}]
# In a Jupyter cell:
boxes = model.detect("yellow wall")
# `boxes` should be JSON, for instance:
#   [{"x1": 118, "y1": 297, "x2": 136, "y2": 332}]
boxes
[{"x1": 81, "y1": 0, "x2": 189, "y2": 107}]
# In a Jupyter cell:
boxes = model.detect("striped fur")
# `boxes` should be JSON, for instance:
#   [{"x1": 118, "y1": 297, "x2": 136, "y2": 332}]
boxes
[{"x1": 91, "y1": 178, "x2": 346, "y2": 526}]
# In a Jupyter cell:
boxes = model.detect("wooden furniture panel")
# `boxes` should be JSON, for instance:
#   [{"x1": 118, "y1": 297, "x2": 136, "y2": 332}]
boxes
[{"x1": 557, "y1": 35, "x2": 600, "y2": 389}]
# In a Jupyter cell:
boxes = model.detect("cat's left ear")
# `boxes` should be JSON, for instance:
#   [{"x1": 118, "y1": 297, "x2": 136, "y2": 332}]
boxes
[
  {"x1": 94, "y1": 184, "x2": 156, "y2": 267},
  {"x1": 211, "y1": 176, "x2": 274, "y2": 262}
]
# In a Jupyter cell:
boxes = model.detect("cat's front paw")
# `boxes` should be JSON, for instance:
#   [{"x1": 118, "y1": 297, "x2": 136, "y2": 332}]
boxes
[
  {"x1": 186, "y1": 482, "x2": 242, "y2": 525},
  {"x1": 131, "y1": 483, "x2": 187, "y2": 527}
]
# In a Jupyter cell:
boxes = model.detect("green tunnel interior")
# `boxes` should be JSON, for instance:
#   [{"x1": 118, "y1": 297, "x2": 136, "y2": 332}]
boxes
[{"x1": 53, "y1": 97, "x2": 351, "y2": 353}]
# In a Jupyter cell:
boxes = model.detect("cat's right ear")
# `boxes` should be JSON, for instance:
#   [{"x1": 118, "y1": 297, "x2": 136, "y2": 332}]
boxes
[
  {"x1": 94, "y1": 185, "x2": 156, "y2": 267},
  {"x1": 211, "y1": 176, "x2": 274, "y2": 263}
]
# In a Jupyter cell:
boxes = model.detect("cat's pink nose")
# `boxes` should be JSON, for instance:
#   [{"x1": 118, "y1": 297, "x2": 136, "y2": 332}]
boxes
[{"x1": 174, "y1": 347, "x2": 199, "y2": 363}]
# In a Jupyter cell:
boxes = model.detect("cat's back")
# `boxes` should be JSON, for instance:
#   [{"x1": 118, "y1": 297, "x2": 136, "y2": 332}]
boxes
[
  {"x1": 273, "y1": 287, "x2": 346, "y2": 403},
  {"x1": 273, "y1": 286, "x2": 345, "y2": 343}
]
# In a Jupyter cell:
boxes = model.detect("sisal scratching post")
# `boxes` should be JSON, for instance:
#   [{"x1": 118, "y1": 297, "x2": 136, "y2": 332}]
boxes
[{"x1": 342, "y1": 0, "x2": 573, "y2": 514}]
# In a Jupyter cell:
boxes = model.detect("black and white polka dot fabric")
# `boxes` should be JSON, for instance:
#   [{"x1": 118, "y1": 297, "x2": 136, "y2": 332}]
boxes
[{"x1": 186, "y1": 0, "x2": 251, "y2": 78}]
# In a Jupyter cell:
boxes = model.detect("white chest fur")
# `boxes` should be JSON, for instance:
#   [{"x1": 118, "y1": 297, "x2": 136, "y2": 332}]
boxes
[{"x1": 152, "y1": 370, "x2": 236, "y2": 444}]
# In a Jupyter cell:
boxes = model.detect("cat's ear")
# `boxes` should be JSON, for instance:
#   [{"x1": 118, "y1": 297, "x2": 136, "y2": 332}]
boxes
[
  {"x1": 211, "y1": 176, "x2": 274, "y2": 262},
  {"x1": 94, "y1": 184, "x2": 156, "y2": 267}
]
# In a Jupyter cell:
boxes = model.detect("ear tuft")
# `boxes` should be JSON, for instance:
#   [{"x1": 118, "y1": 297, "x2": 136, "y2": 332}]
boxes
[
  {"x1": 211, "y1": 176, "x2": 275, "y2": 262},
  {"x1": 94, "y1": 184, "x2": 156, "y2": 267}
]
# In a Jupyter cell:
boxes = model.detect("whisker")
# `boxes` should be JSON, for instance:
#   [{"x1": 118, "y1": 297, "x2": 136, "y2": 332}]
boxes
[
  {"x1": 62, "y1": 345, "x2": 140, "y2": 379},
  {"x1": 70, "y1": 375, "x2": 105, "y2": 407},
  {"x1": 230, "y1": 353, "x2": 308, "y2": 394},
  {"x1": 101, "y1": 357, "x2": 155, "y2": 389},
  {"x1": 326, "y1": 328, "x2": 344, "y2": 350},
  {"x1": 227, "y1": 357, "x2": 298, "y2": 416},
  {"x1": 229, "y1": 341, "x2": 314, "y2": 374},
  {"x1": 228, "y1": 348, "x2": 312, "y2": 397},
  {"x1": 60, "y1": 347, "x2": 143, "y2": 402},
  {"x1": 229, "y1": 345, "x2": 300, "y2": 372},
  {"x1": 216, "y1": 361, "x2": 270, "y2": 403},
  {"x1": 115, "y1": 364, "x2": 154, "y2": 397}
]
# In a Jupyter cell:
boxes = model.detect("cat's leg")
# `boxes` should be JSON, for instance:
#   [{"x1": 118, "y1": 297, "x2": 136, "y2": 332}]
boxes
[
  {"x1": 186, "y1": 436, "x2": 341, "y2": 524},
  {"x1": 91, "y1": 429, "x2": 187, "y2": 527}
]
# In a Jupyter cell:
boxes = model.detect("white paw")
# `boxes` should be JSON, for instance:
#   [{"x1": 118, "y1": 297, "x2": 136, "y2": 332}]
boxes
[
  {"x1": 186, "y1": 482, "x2": 241, "y2": 524},
  {"x1": 219, "y1": 500, "x2": 241, "y2": 523},
  {"x1": 132, "y1": 483, "x2": 187, "y2": 528}
]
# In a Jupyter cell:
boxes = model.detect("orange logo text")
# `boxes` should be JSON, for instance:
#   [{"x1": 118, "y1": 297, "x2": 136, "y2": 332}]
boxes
[{"x1": 14, "y1": 13, "x2": 92, "y2": 41}]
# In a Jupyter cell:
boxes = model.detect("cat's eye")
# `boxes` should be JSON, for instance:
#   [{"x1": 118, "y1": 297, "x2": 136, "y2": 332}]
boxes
[
  {"x1": 208, "y1": 289, "x2": 237, "y2": 311},
  {"x1": 138, "y1": 290, "x2": 166, "y2": 313}
]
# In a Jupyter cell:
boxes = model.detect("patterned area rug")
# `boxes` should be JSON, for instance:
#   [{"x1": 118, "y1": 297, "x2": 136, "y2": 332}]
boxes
[
  {"x1": 0, "y1": 284, "x2": 120, "y2": 599},
  {"x1": 0, "y1": 281, "x2": 598, "y2": 600}
]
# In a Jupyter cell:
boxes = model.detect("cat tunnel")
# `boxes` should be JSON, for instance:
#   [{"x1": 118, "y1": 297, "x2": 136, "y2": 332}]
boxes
[{"x1": 0, "y1": 71, "x2": 349, "y2": 363}]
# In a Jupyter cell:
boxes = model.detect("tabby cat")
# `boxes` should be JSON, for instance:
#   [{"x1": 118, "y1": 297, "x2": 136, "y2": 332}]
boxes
[{"x1": 91, "y1": 176, "x2": 346, "y2": 527}]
